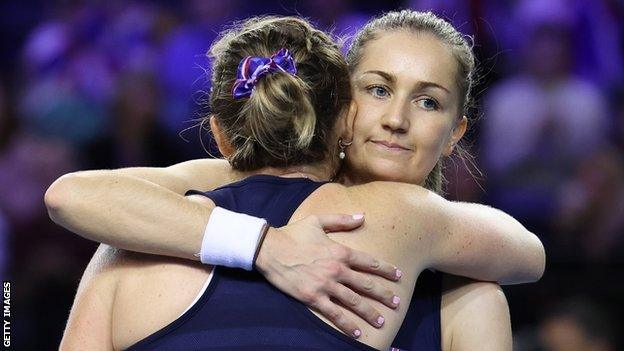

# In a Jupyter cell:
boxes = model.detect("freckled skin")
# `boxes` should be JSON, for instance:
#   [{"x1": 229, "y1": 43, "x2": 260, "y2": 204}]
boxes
[{"x1": 344, "y1": 31, "x2": 465, "y2": 186}]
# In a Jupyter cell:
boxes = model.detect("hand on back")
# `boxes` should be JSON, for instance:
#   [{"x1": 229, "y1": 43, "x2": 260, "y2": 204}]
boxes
[{"x1": 255, "y1": 213, "x2": 403, "y2": 338}]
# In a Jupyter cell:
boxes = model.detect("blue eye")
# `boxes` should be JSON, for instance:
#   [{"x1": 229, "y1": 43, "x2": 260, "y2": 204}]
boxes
[
  {"x1": 417, "y1": 98, "x2": 439, "y2": 110},
  {"x1": 367, "y1": 85, "x2": 390, "y2": 99}
]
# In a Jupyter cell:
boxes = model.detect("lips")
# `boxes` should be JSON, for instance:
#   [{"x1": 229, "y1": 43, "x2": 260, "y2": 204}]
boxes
[{"x1": 370, "y1": 140, "x2": 411, "y2": 151}]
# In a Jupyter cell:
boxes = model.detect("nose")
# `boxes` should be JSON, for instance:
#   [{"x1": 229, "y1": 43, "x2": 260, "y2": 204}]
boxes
[{"x1": 381, "y1": 100, "x2": 410, "y2": 134}]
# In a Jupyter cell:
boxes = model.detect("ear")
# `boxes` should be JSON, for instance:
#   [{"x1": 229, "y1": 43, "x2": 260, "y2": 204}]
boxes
[
  {"x1": 209, "y1": 115, "x2": 235, "y2": 158},
  {"x1": 442, "y1": 116, "x2": 467, "y2": 156},
  {"x1": 339, "y1": 100, "x2": 357, "y2": 142}
]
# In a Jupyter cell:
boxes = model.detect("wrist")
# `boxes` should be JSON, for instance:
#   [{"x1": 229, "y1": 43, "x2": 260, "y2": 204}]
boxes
[
  {"x1": 197, "y1": 206, "x2": 268, "y2": 270},
  {"x1": 254, "y1": 227, "x2": 276, "y2": 274},
  {"x1": 252, "y1": 224, "x2": 271, "y2": 270}
]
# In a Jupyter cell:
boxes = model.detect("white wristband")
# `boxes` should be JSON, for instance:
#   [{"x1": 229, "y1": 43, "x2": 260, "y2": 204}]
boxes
[{"x1": 197, "y1": 207, "x2": 268, "y2": 271}]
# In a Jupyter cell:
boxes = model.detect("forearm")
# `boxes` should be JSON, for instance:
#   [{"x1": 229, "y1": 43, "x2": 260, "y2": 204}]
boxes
[
  {"x1": 108, "y1": 167, "x2": 193, "y2": 195},
  {"x1": 109, "y1": 158, "x2": 240, "y2": 194},
  {"x1": 45, "y1": 172, "x2": 212, "y2": 260}
]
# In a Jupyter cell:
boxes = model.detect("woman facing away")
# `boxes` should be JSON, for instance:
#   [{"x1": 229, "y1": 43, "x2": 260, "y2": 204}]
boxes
[{"x1": 46, "y1": 12, "x2": 544, "y2": 351}]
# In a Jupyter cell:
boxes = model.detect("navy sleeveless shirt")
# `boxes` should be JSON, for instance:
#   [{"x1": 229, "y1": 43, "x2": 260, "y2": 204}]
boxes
[{"x1": 126, "y1": 175, "x2": 441, "y2": 351}]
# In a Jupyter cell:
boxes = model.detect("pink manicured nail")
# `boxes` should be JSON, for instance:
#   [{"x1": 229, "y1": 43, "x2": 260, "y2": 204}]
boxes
[
  {"x1": 377, "y1": 316, "x2": 385, "y2": 326},
  {"x1": 392, "y1": 295, "x2": 400, "y2": 305},
  {"x1": 353, "y1": 329, "x2": 361, "y2": 337},
  {"x1": 395, "y1": 269, "x2": 402, "y2": 279},
  {"x1": 352, "y1": 213, "x2": 364, "y2": 220}
]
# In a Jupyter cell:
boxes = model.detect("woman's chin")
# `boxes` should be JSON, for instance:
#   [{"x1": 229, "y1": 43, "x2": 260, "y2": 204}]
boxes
[{"x1": 367, "y1": 161, "x2": 423, "y2": 184}]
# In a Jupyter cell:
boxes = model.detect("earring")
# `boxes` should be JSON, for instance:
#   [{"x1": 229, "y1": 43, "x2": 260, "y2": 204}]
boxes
[{"x1": 338, "y1": 138, "x2": 352, "y2": 160}]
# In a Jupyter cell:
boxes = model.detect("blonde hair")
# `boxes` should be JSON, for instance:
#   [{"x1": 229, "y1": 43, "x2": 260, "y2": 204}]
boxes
[
  {"x1": 207, "y1": 16, "x2": 351, "y2": 171},
  {"x1": 346, "y1": 10, "x2": 478, "y2": 193}
]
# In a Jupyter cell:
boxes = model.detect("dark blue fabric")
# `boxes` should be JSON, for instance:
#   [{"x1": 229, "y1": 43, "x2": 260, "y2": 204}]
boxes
[
  {"x1": 391, "y1": 270, "x2": 442, "y2": 351},
  {"x1": 126, "y1": 174, "x2": 441, "y2": 351}
]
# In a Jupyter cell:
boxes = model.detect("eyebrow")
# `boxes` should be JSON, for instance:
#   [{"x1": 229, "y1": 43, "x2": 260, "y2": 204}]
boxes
[
  {"x1": 360, "y1": 70, "x2": 396, "y2": 84},
  {"x1": 360, "y1": 70, "x2": 451, "y2": 94}
]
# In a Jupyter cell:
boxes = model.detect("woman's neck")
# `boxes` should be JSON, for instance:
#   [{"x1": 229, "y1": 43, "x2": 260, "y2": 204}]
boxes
[
  {"x1": 336, "y1": 171, "x2": 357, "y2": 186},
  {"x1": 249, "y1": 161, "x2": 335, "y2": 182},
  {"x1": 336, "y1": 163, "x2": 369, "y2": 186},
  {"x1": 337, "y1": 164, "x2": 427, "y2": 188}
]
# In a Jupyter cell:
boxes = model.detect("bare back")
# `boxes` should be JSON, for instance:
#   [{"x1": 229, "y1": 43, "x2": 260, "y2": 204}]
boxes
[
  {"x1": 291, "y1": 182, "x2": 432, "y2": 349},
  {"x1": 110, "y1": 180, "x2": 436, "y2": 350}
]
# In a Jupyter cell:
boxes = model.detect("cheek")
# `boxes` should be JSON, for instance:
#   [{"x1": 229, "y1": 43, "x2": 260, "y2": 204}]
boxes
[
  {"x1": 345, "y1": 121, "x2": 369, "y2": 162},
  {"x1": 348, "y1": 105, "x2": 377, "y2": 150},
  {"x1": 344, "y1": 108, "x2": 380, "y2": 172},
  {"x1": 413, "y1": 119, "x2": 451, "y2": 156}
]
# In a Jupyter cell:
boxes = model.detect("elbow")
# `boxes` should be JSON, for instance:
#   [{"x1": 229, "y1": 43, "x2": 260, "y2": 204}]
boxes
[
  {"x1": 45, "y1": 171, "x2": 96, "y2": 223},
  {"x1": 498, "y1": 231, "x2": 546, "y2": 285},
  {"x1": 45, "y1": 174, "x2": 75, "y2": 221},
  {"x1": 530, "y1": 235, "x2": 546, "y2": 282},
  {"x1": 519, "y1": 232, "x2": 546, "y2": 284}
]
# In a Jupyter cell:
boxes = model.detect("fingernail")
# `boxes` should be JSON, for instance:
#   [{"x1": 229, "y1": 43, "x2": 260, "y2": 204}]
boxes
[
  {"x1": 377, "y1": 316, "x2": 385, "y2": 326},
  {"x1": 392, "y1": 295, "x2": 400, "y2": 305},
  {"x1": 395, "y1": 269, "x2": 402, "y2": 279},
  {"x1": 352, "y1": 213, "x2": 364, "y2": 220},
  {"x1": 353, "y1": 329, "x2": 361, "y2": 338}
]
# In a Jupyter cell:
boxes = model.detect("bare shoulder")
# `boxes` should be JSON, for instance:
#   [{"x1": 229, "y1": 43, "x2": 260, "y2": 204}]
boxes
[
  {"x1": 343, "y1": 181, "x2": 449, "y2": 245},
  {"x1": 107, "y1": 246, "x2": 212, "y2": 350},
  {"x1": 75, "y1": 244, "x2": 163, "y2": 294},
  {"x1": 346, "y1": 181, "x2": 445, "y2": 213},
  {"x1": 89, "y1": 242, "x2": 172, "y2": 272},
  {"x1": 297, "y1": 181, "x2": 439, "y2": 271},
  {"x1": 80, "y1": 244, "x2": 207, "y2": 301},
  {"x1": 60, "y1": 244, "x2": 131, "y2": 350},
  {"x1": 348, "y1": 181, "x2": 433, "y2": 196},
  {"x1": 440, "y1": 275, "x2": 511, "y2": 351},
  {"x1": 80, "y1": 244, "x2": 128, "y2": 284},
  {"x1": 296, "y1": 181, "x2": 434, "y2": 220},
  {"x1": 441, "y1": 275, "x2": 507, "y2": 309}
]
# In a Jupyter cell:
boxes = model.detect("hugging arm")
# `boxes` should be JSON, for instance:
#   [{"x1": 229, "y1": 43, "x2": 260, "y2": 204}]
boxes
[
  {"x1": 45, "y1": 165, "x2": 214, "y2": 260},
  {"x1": 373, "y1": 182, "x2": 546, "y2": 285},
  {"x1": 44, "y1": 159, "x2": 400, "y2": 337},
  {"x1": 430, "y1": 199, "x2": 545, "y2": 284}
]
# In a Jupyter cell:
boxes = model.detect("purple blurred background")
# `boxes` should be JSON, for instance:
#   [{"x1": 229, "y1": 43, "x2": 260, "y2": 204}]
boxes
[{"x1": 1, "y1": 0, "x2": 623, "y2": 350}]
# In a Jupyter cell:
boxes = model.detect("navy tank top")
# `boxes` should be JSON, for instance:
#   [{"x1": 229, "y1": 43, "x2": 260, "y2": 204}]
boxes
[{"x1": 126, "y1": 175, "x2": 441, "y2": 351}]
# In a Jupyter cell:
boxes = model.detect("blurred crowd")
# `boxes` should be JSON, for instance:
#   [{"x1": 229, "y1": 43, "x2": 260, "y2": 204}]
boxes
[{"x1": 1, "y1": 0, "x2": 623, "y2": 350}]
